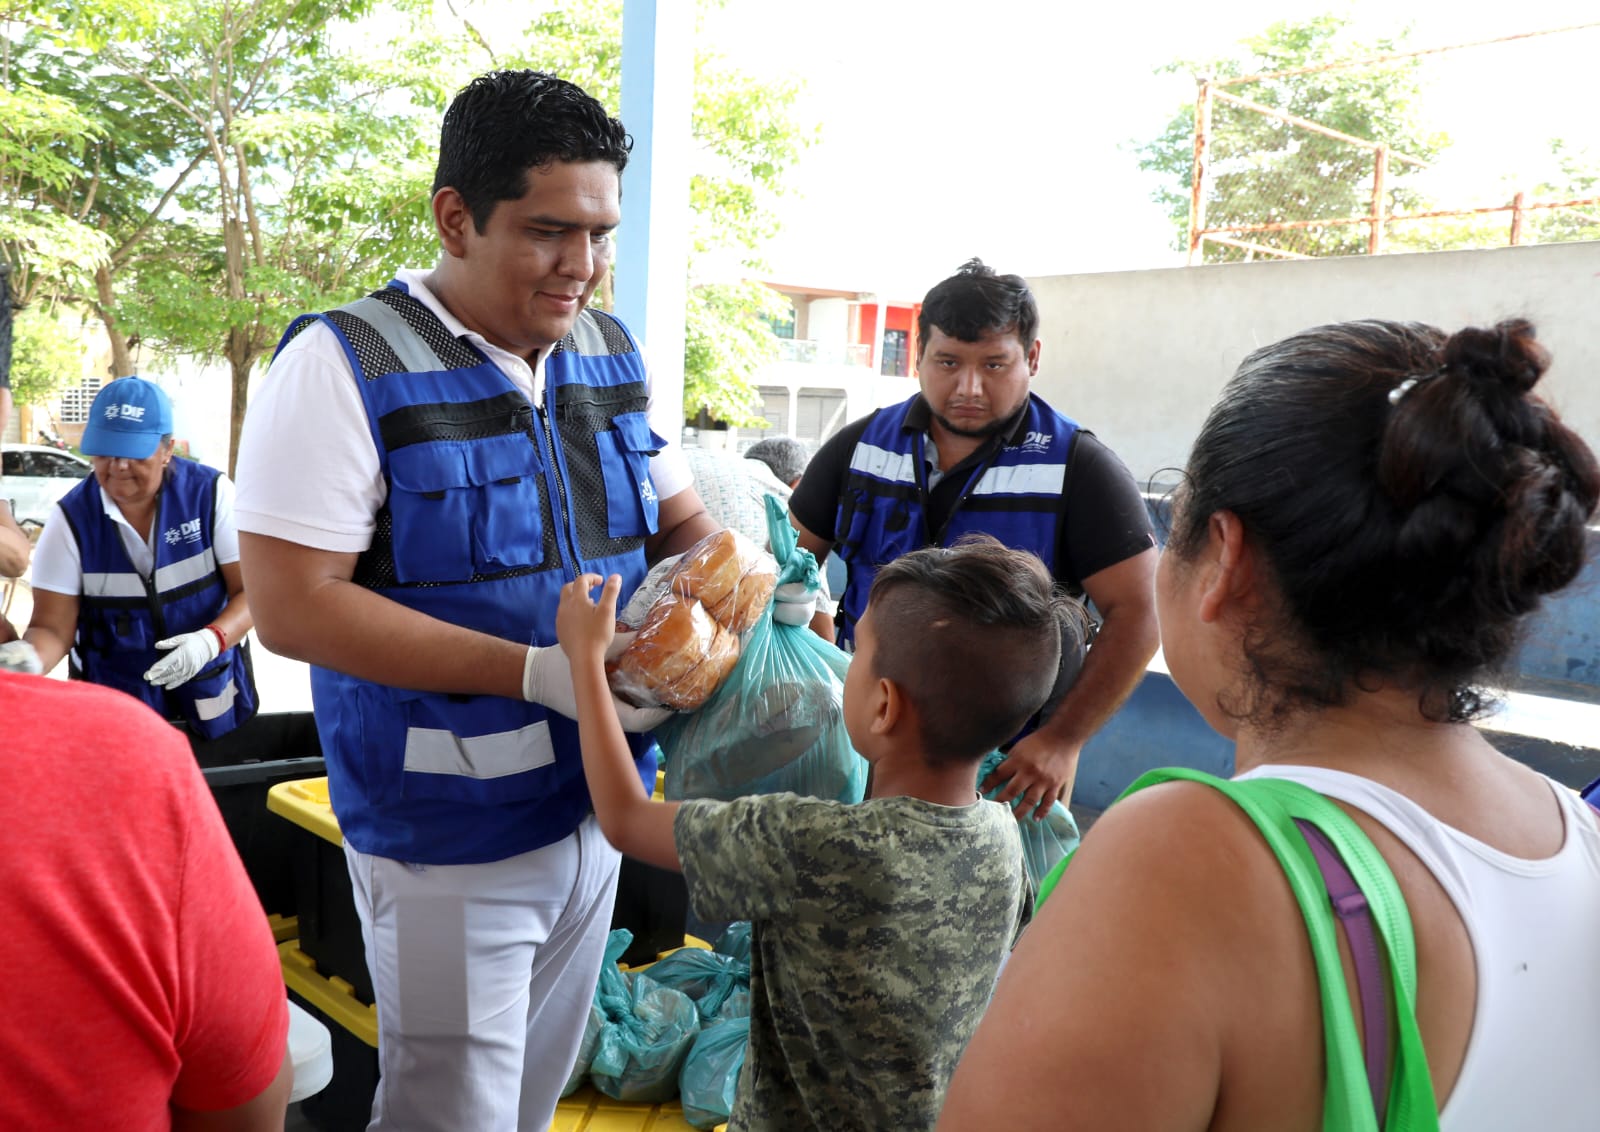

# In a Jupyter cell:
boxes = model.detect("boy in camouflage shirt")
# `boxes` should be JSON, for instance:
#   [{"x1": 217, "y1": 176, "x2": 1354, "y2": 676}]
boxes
[{"x1": 556, "y1": 537, "x2": 1068, "y2": 1130}]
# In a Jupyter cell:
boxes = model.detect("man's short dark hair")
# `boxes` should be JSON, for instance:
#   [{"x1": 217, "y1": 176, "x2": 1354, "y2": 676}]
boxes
[
  {"x1": 433, "y1": 70, "x2": 632, "y2": 234},
  {"x1": 867, "y1": 536, "x2": 1066, "y2": 763},
  {"x1": 917, "y1": 258, "x2": 1039, "y2": 355}
]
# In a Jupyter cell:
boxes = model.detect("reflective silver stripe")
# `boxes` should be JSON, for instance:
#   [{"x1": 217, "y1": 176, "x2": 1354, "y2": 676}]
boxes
[
  {"x1": 345, "y1": 296, "x2": 448, "y2": 374},
  {"x1": 82, "y1": 571, "x2": 147, "y2": 598},
  {"x1": 403, "y1": 720, "x2": 557, "y2": 779},
  {"x1": 847, "y1": 442, "x2": 918, "y2": 486},
  {"x1": 570, "y1": 311, "x2": 608, "y2": 356},
  {"x1": 153, "y1": 547, "x2": 217, "y2": 592},
  {"x1": 193, "y1": 678, "x2": 238, "y2": 721},
  {"x1": 970, "y1": 462, "x2": 1068, "y2": 496}
]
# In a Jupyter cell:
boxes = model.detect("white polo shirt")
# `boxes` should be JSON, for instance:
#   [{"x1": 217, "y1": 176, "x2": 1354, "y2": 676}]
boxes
[{"x1": 235, "y1": 269, "x2": 691, "y2": 553}]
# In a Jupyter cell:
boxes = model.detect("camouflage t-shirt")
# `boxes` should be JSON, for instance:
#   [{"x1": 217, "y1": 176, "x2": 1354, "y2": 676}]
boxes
[{"x1": 674, "y1": 792, "x2": 1032, "y2": 1132}]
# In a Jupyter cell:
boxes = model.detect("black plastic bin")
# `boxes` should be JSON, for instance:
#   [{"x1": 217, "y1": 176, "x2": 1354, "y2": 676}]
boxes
[
  {"x1": 199, "y1": 711, "x2": 323, "y2": 918},
  {"x1": 291, "y1": 814, "x2": 376, "y2": 1005}
]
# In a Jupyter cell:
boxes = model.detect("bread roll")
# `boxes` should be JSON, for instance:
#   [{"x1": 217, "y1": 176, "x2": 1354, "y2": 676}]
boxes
[
  {"x1": 707, "y1": 566, "x2": 778, "y2": 636},
  {"x1": 665, "y1": 530, "x2": 746, "y2": 613},
  {"x1": 608, "y1": 597, "x2": 741, "y2": 711},
  {"x1": 662, "y1": 529, "x2": 779, "y2": 635}
]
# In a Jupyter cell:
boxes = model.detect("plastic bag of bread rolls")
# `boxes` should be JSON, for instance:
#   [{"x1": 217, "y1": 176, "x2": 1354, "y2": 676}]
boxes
[
  {"x1": 657, "y1": 497, "x2": 867, "y2": 804},
  {"x1": 609, "y1": 597, "x2": 741, "y2": 711},
  {"x1": 607, "y1": 529, "x2": 778, "y2": 711},
  {"x1": 661, "y1": 528, "x2": 777, "y2": 637}
]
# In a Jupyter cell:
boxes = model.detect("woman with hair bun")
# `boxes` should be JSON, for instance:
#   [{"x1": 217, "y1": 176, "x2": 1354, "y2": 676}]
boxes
[{"x1": 939, "y1": 319, "x2": 1600, "y2": 1132}]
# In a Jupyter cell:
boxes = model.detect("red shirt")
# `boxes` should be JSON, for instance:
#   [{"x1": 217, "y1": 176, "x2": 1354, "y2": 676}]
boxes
[{"x1": 0, "y1": 672, "x2": 288, "y2": 1128}]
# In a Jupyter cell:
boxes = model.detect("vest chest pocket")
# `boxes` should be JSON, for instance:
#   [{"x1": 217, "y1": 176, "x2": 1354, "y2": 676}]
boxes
[
  {"x1": 597, "y1": 411, "x2": 664, "y2": 539},
  {"x1": 388, "y1": 436, "x2": 546, "y2": 583},
  {"x1": 84, "y1": 606, "x2": 155, "y2": 655}
]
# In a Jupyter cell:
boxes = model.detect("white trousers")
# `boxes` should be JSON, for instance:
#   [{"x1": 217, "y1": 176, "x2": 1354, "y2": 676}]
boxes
[{"x1": 344, "y1": 816, "x2": 622, "y2": 1132}]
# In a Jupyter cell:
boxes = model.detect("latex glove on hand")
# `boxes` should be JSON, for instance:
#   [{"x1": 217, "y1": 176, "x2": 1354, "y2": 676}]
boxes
[
  {"x1": 771, "y1": 580, "x2": 819, "y2": 627},
  {"x1": 0, "y1": 639, "x2": 44, "y2": 675},
  {"x1": 143, "y1": 630, "x2": 221, "y2": 689},
  {"x1": 523, "y1": 642, "x2": 672, "y2": 732}
]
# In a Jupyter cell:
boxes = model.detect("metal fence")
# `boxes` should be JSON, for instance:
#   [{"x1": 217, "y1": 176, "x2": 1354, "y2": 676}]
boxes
[{"x1": 1187, "y1": 23, "x2": 1600, "y2": 264}]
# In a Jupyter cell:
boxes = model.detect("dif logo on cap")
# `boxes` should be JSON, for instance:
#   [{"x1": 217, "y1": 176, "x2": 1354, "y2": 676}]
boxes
[{"x1": 80, "y1": 377, "x2": 175, "y2": 461}]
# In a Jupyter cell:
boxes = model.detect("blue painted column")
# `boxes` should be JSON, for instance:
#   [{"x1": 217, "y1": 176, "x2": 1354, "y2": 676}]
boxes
[{"x1": 618, "y1": 0, "x2": 692, "y2": 438}]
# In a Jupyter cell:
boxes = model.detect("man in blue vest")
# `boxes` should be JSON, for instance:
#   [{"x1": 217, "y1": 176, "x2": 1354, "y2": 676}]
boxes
[
  {"x1": 234, "y1": 72, "x2": 716, "y2": 1131},
  {"x1": 789, "y1": 259, "x2": 1158, "y2": 822}
]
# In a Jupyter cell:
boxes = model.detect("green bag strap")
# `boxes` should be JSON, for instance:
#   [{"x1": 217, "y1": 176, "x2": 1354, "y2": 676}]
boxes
[{"x1": 1035, "y1": 768, "x2": 1439, "y2": 1132}]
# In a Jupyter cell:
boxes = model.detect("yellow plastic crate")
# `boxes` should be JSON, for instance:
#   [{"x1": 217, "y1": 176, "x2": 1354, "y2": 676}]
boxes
[
  {"x1": 266, "y1": 772, "x2": 669, "y2": 849},
  {"x1": 552, "y1": 1086, "x2": 709, "y2": 1131},
  {"x1": 279, "y1": 939, "x2": 378, "y2": 1048},
  {"x1": 266, "y1": 777, "x2": 343, "y2": 846}
]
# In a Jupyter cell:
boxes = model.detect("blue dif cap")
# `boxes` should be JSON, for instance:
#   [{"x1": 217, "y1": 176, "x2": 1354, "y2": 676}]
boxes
[{"x1": 80, "y1": 377, "x2": 174, "y2": 460}]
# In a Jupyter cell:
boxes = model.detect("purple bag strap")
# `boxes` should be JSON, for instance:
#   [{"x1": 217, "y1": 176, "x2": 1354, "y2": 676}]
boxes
[{"x1": 1294, "y1": 817, "x2": 1390, "y2": 1127}]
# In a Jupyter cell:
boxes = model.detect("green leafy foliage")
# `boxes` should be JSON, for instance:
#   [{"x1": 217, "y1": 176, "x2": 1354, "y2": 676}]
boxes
[
  {"x1": 1137, "y1": 16, "x2": 1444, "y2": 261},
  {"x1": 0, "y1": 79, "x2": 113, "y2": 298},
  {"x1": 9, "y1": 304, "x2": 85, "y2": 408},
  {"x1": 1525, "y1": 140, "x2": 1600, "y2": 245},
  {"x1": 3, "y1": 0, "x2": 807, "y2": 465},
  {"x1": 683, "y1": 281, "x2": 788, "y2": 427}
]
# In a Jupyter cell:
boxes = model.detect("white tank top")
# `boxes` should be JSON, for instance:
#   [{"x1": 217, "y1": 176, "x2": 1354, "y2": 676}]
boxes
[{"x1": 1235, "y1": 764, "x2": 1600, "y2": 1131}]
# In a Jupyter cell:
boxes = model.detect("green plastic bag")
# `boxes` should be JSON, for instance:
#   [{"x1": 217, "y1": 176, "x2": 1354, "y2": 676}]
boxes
[
  {"x1": 591, "y1": 970, "x2": 702, "y2": 1104},
  {"x1": 642, "y1": 947, "x2": 750, "y2": 1023},
  {"x1": 713, "y1": 921, "x2": 752, "y2": 964},
  {"x1": 564, "y1": 930, "x2": 633, "y2": 1096},
  {"x1": 561, "y1": 1003, "x2": 605, "y2": 1098},
  {"x1": 679, "y1": 1015, "x2": 751, "y2": 1130},
  {"x1": 977, "y1": 749, "x2": 1081, "y2": 890},
  {"x1": 659, "y1": 497, "x2": 867, "y2": 804}
]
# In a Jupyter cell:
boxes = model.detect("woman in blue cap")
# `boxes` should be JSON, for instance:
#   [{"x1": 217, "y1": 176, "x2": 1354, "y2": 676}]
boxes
[{"x1": 0, "y1": 377, "x2": 259, "y2": 744}]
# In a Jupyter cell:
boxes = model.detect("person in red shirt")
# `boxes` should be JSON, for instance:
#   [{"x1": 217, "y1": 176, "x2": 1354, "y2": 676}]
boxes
[{"x1": 0, "y1": 670, "x2": 291, "y2": 1130}]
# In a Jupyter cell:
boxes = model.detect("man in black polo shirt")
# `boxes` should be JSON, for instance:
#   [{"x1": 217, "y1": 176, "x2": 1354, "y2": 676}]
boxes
[{"x1": 788, "y1": 259, "x2": 1157, "y2": 820}]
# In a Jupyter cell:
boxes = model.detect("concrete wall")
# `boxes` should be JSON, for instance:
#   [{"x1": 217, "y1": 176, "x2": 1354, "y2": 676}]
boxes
[{"x1": 1028, "y1": 241, "x2": 1600, "y2": 487}]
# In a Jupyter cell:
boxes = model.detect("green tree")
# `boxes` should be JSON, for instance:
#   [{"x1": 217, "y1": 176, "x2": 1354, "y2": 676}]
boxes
[
  {"x1": 1526, "y1": 140, "x2": 1600, "y2": 244},
  {"x1": 507, "y1": 0, "x2": 809, "y2": 426},
  {"x1": 8, "y1": 303, "x2": 84, "y2": 408},
  {"x1": 10, "y1": 0, "x2": 807, "y2": 469},
  {"x1": 0, "y1": 78, "x2": 113, "y2": 307},
  {"x1": 69, "y1": 0, "x2": 453, "y2": 469},
  {"x1": 1138, "y1": 15, "x2": 1444, "y2": 261}
]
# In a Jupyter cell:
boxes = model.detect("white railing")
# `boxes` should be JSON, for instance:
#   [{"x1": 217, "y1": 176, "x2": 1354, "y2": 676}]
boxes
[{"x1": 774, "y1": 339, "x2": 873, "y2": 367}]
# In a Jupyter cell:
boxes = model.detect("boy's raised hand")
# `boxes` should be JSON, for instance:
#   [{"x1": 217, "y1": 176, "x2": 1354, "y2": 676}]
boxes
[{"x1": 558, "y1": 573, "x2": 622, "y2": 663}]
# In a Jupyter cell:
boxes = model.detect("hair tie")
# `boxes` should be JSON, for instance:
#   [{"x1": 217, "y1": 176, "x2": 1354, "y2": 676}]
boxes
[{"x1": 1388, "y1": 367, "x2": 1445, "y2": 406}]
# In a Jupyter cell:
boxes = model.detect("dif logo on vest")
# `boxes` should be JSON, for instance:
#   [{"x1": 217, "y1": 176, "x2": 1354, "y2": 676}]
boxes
[
  {"x1": 163, "y1": 517, "x2": 204, "y2": 546},
  {"x1": 1012, "y1": 431, "x2": 1052, "y2": 455}
]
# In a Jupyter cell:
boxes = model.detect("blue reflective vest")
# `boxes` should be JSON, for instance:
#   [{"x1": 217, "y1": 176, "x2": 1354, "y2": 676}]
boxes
[
  {"x1": 833, "y1": 393, "x2": 1079, "y2": 644},
  {"x1": 275, "y1": 283, "x2": 661, "y2": 864},
  {"x1": 60, "y1": 458, "x2": 258, "y2": 739}
]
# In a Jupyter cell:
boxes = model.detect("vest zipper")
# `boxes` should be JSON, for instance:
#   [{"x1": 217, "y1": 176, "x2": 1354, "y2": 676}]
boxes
[
  {"x1": 535, "y1": 402, "x2": 580, "y2": 576},
  {"x1": 916, "y1": 431, "x2": 998, "y2": 546}
]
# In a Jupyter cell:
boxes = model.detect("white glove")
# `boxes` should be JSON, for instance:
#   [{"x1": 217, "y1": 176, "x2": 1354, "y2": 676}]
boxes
[
  {"x1": 0, "y1": 640, "x2": 43, "y2": 675},
  {"x1": 143, "y1": 629, "x2": 222, "y2": 689},
  {"x1": 772, "y1": 580, "x2": 819, "y2": 627},
  {"x1": 522, "y1": 642, "x2": 672, "y2": 732}
]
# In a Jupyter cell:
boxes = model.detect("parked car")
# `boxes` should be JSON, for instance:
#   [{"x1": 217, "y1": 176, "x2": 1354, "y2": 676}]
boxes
[{"x1": 2, "y1": 444, "x2": 93, "y2": 528}]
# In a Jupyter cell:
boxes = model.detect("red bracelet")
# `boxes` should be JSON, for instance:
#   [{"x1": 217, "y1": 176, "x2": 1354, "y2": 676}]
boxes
[{"x1": 204, "y1": 624, "x2": 227, "y2": 652}]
